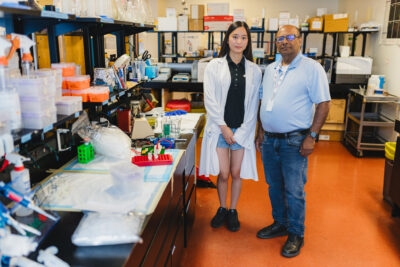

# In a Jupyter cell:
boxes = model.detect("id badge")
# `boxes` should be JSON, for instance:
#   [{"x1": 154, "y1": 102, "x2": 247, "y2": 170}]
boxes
[{"x1": 266, "y1": 100, "x2": 274, "y2": 111}]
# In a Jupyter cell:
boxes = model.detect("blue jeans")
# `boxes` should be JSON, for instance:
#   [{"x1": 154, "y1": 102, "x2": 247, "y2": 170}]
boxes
[{"x1": 261, "y1": 131, "x2": 308, "y2": 237}]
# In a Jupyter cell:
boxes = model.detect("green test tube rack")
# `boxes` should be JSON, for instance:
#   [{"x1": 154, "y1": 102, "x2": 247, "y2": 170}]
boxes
[{"x1": 77, "y1": 143, "x2": 95, "y2": 163}]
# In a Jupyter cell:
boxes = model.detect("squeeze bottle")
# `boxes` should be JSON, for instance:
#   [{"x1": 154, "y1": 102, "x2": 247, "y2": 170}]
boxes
[{"x1": 7, "y1": 153, "x2": 32, "y2": 217}]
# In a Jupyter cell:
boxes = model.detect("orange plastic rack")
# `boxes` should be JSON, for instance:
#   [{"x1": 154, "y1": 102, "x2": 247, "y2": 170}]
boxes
[{"x1": 131, "y1": 154, "x2": 173, "y2": 167}]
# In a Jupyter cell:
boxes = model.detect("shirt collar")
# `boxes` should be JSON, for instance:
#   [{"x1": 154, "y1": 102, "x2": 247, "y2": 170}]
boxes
[
  {"x1": 274, "y1": 51, "x2": 303, "y2": 71},
  {"x1": 227, "y1": 54, "x2": 246, "y2": 67}
]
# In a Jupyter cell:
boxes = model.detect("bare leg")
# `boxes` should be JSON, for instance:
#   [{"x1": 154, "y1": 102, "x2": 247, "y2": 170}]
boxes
[
  {"x1": 229, "y1": 148, "x2": 244, "y2": 209},
  {"x1": 216, "y1": 147, "x2": 230, "y2": 208}
]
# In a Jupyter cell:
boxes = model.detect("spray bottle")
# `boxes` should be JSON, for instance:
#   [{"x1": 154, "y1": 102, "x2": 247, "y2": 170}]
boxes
[
  {"x1": 10, "y1": 33, "x2": 35, "y2": 77},
  {"x1": 0, "y1": 36, "x2": 22, "y2": 132},
  {"x1": 5, "y1": 152, "x2": 32, "y2": 217}
]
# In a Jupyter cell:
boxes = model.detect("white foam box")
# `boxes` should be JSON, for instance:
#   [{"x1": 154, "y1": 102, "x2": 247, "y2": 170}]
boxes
[
  {"x1": 203, "y1": 15, "x2": 233, "y2": 31},
  {"x1": 206, "y1": 3, "x2": 229, "y2": 15},
  {"x1": 335, "y1": 57, "x2": 373, "y2": 75},
  {"x1": 166, "y1": 8, "x2": 176, "y2": 17},
  {"x1": 157, "y1": 17, "x2": 178, "y2": 31},
  {"x1": 279, "y1": 12, "x2": 291, "y2": 19},
  {"x1": 268, "y1": 18, "x2": 279, "y2": 31},
  {"x1": 178, "y1": 15, "x2": 188, "y2": 31}
]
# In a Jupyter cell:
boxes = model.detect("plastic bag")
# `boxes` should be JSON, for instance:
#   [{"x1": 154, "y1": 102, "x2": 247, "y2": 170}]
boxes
[
  {"x1": 90, "y1": 125, "x2": 132, "y2": 160},
  {"x1": 71, "y1": 211, "x2": 144, "y2": 246}
]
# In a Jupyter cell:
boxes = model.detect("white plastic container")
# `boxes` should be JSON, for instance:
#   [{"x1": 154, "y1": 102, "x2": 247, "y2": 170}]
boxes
[
  {"x1": 19, "y1": 96, "x2": 55, "y2": 113},
  {"x1": 0, "y1": 90, "x2": 22, "y2": 132},
  {"x1": 367, "y1": 75, "x2": 380, "y2": 96},
  {"x1": 10, "y1": 76, "x2": 54, "y2": 97},
  {"x1": 21, "y1": 107, "x2": 57, "y2": 129},
  {"x1": 56, "y1": 96, "x2": 83, "y2": 115},
  {"x1": 11, "y1": 163, "x2": 33, "y2": 217}
]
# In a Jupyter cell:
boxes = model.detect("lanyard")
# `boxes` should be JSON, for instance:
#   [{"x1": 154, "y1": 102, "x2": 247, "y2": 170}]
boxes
[{"x1": 266, "y1": 64, "x2": 288, "y2": 111}]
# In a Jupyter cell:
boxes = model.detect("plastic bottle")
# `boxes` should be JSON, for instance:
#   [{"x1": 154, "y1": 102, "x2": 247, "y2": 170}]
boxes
[
  {"x1": 366, "y1": 75, "x2": 380, "y2": 96},
  {"x1": 8, "y1": 153, "x2": 32, "y2": 217}
]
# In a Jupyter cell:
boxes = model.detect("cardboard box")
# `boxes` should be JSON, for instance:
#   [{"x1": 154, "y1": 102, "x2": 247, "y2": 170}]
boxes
[
  {"x1": 308, "y1": 17, "x2": 323, "y2": 31},
  {"x1": 323, "y1": 13, "x2": 348, "y2": 32},
  {"x1": 190, "y1": 4, "x2": 205, "y2": 19},
  {"x1": 325, "y1": 99, "x2": 346, "y2": 123},
  {"x1": 207, "y1": 3, "x2": 229, "y2": 15},
  {"x1": 157, "y1": 17, "x2": 178, "y2": 31},
  {"x1": 203, "y1": 16, "x2": 233, "y2": 31},
  {"x1": 189, "y1": 19, "x2": 204, "y2": 31},
  {"x1": 319, "y1": 129, "x2": 344, "y2": 141}
]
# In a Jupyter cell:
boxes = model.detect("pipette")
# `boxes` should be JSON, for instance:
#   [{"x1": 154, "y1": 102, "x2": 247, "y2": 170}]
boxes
[
  {"x1": 0, "y1": 202, "x2": 41, "y2": 236},
  {"x1": 0, "y1": 182, "x2": 57, "y2": 221}
]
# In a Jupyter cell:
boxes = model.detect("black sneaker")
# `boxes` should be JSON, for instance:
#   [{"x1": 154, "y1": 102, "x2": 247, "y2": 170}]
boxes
[
  {"x1": 281, "y1": 233, "x2": 304, "y2": 258},
  {"x1": 211, "y1": 207, "x2": 228, "y2": 228},
  {"x1": 226, "y1": 209, "x2": 240, "y2": 232}
]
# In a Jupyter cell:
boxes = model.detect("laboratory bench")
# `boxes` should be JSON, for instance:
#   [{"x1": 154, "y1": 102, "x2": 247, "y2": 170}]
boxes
[{"x1": 27, "y1": 115, "x2": 204, "y2": 267}]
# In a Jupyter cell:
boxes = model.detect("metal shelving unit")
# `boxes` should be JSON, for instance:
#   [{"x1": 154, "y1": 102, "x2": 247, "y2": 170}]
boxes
[{"x1": 343, "y1": 89, "x2": 400, "y2": 157}]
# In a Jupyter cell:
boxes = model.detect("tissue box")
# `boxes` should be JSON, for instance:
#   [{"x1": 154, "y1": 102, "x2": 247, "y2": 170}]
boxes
[{"x1": 323, "y1": 14, "x2": 348, "y2": 32}]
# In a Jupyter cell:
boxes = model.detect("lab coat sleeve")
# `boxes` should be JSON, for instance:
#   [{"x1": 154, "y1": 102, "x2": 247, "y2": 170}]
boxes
[{"x1": 203, "y1": 59, "x2": 229, "y2": 127}]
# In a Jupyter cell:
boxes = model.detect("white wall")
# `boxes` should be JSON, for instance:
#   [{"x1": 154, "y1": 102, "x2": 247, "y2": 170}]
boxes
[
  {"x1": 146, "y1": 0, "x2": 400, "y2": 98},
  {"x1": 339, "y1": 0, "x2": 400, "y2": 97}
]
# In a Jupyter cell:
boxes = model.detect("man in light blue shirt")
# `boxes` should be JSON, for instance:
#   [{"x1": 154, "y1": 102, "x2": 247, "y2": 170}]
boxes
[{"x1": 255, "y1": 24, "x2": 331, "y2": 258}]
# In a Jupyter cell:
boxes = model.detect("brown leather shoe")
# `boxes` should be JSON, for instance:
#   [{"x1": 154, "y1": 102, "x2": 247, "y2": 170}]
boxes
[
  {"x1": 281, "y1": 233, "x2": 304, "y2": 258},
  {"x1": 257, "y1": 221, "x2": 287, "y2": 239}
]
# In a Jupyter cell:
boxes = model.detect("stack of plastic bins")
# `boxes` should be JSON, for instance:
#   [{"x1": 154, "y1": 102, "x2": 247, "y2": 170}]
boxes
[
  {"x1": 10, "y1": 76, "x2": 57, "y2": 129},
  {"x1": 384, "y1": 141, "x2": 396, "y2": 204}
]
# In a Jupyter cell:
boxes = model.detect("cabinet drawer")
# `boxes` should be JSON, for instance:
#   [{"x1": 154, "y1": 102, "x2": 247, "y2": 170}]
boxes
[
  {"x1": 184, "y1": 165, "x2": 195, "y2": 206},
  {"x1": 184, "y1": 184, "x2": 196, "y2": 247}
]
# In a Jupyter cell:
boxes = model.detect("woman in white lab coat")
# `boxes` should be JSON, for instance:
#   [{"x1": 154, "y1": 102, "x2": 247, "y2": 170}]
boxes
[{"x1": 198, "y1": 21, "x2": 262, "y2": 232}]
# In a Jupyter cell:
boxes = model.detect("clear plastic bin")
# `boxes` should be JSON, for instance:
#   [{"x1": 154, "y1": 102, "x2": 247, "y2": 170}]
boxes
[
  {"x1": 51, "y1": 63, "x2": 76, "y2": 77},
  {"x1": 56, "y1": 96, "x2": 83, "y2": 115},
  {"x1": 10, "y1": 76, "x2": 55, "y2": 97},
  {"x1": 19, "y1": 96, "x2": 55, "y2": 113},
  {"x1": 21, "y1": 107, "x2": 57, "y2": 129}
]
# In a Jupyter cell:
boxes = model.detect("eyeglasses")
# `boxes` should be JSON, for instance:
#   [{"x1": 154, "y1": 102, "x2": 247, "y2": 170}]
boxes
[{"x1": 275, "y1": 34, "x2": 300, "y2": 43}]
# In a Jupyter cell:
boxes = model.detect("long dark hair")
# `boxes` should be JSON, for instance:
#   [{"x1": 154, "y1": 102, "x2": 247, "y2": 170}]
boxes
[{"x1": 218, "y1": 21, "x2": 253, "y2": 62}]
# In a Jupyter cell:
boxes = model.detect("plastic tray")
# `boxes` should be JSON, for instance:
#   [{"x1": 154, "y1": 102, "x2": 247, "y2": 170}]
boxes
[{"x1": 131, "y1": 154, "x2": 173, "y2": 166}]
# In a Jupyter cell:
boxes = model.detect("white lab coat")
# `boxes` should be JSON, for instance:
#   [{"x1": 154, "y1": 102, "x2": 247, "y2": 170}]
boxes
[{"x1": 198, "y1": 56, "x2": 262, "y2": 181}]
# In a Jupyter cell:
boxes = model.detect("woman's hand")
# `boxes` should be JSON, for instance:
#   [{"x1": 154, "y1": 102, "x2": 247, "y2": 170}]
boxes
[{"x1": 220, "y1": 125, "x2": 235, "y2": 145}]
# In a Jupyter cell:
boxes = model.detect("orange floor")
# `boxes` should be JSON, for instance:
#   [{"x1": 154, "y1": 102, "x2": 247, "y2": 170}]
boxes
[{"x1": 180, "y1": 140, "x2": 400, "y2": 267}]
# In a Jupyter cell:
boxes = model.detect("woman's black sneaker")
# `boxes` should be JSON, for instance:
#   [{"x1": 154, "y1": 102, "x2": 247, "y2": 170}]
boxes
[
  {"x1": 211, "y1": 207, "x2": 228, "y2": 228},
  {"x1": 227, "y1": 209, "x2": 240, "y2": 232}
]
